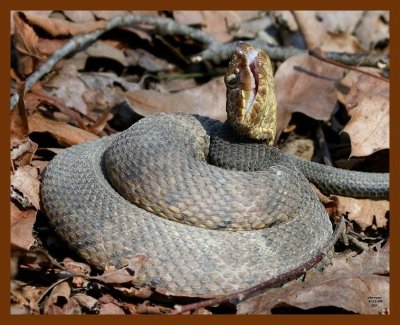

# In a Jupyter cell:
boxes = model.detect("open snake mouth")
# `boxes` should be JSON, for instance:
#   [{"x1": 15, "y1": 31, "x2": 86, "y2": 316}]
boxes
[{"x1": 245, "y1": 49, "x2": 260, "y2": 113}]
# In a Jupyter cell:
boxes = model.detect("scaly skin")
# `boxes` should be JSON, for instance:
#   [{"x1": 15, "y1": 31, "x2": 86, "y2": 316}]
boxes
[{"x1": 40, "y1": 44, "x2": 388, "y2": 297}]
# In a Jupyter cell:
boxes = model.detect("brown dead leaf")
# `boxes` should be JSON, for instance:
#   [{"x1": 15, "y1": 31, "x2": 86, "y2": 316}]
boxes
[
  {"x1": 279, "y1": 133, "x2": 314, "y2": 161},
  {"x1": 74, "y1": 72, "x2": 138, "y2": 113},
  {"x1": 100, "y1": 303, "x2": 126, "y2": 315},
  {"x1": 13, "y1": 12, "x2": 43, "y2": 77},
  {"x1": 136, "y1": 300, "x2": 171, "y2": 314},
  {"x1": 63, "y1": 11, "x2": 95, "y2": 23},
  {"x1": 274, "y1": 54, "x2": 347, "y2": 136},
  {"x1": 11, "y1": 139, "x2": 38, "y2": 167},
  {"x1": 93, "y1": 255, "x2": 148, "y2": 284},
  {"x1": 113, "y1": 285, "x2": 153, "y2": 299},
  {"x1": 159, "y1": 78, "x2": 198, "y2": 92},
  {"x1": 25, "y1": 90, "x2": 88, "y2": 130},
  {"x1": 10, "y1": 202, "x2": 36, "y2": 250},
  {"x1": 192, "y1": 308, "x2": 213, "y2": 315},
  {"x1": 125, "y1": 48, "x2": 175, "y2": 72},
  {"x1": 28, "y1": 112, "x2": 97, "y2": 146},
  {"x1": 63, "y1": 258, "x2": 92, "y2": 276},
  {"x1": 273, "y1": 11, "x2": 298, "y2": 32},
  {"x1": 92, "y1": 11, "x2": 128, "y2": 20},
  {"x1": 354, "y1": 11, "x2": 389, "y2": 50},
  {"x1": 30, "y1": 159, "x2": 49, "y2": 174},
  {"x1": 336, "y1": 196, "x2": 389, "y2": 231},
  {"x1": 336, "y1": 70, "x2": 389, "y2": 157},
  {"x1": 124, "y1": 77, "x2": 226, "y2": 121},
  {"x1": 23, "y1": 11, "x2": 107, "y2": 37},
  {"x1": 234, "y1": 15, "x2": 275, "y2": 41},
  {"x1": 44, "y1": 281, "x2": 81, "y2": 315},
  {"x1": 11, "y1": 85, "x2": 29, "y2": 142},
  {"x1": 98, "y1": 295, "x2": 128, "y2": 314},
  {"x1": 315, "y1": 11, "x2": 364, "y2": 34},
  {"x1": 86, "y1": 41, "x2": 128, "y2": 66},
  {"x1": 11, "y1": 11, "x2": 52, "y2": 34},
  {"x1": 11, "y1": 165, "x2": 40, "y2": 209},
  {"x1": 293, "y1": 11, "x2": 364, "y2": 53},
  {"x1": 174, "y1": 11, "x2": 260, "y2": 43},
  {"x1": 36, "y1": 38, "x2": 68, "y2": 57},
  {"x1": 237, "y1": 245, "x2": 389, "y2": 314},
  {"x1": 44, "y1": 62, "x2": 88, "y2": 115},
  {"x1": 11, "y1": 282, "x2": 46, "y2": 314},
  {"x1": 11, "y1": 86, "x2": 38, "y2": 166},
  {"x1": 11, "y1": 244, "x2": 60, "y2": 271},
  {"x1": 72, "y1": 293, "x2": 99, "y2": 312}
]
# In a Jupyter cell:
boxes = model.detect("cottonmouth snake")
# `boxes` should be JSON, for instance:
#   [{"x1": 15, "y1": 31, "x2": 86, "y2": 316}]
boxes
[{"x1": 41, "y1": 43, "x2": 389, "y2": 297}]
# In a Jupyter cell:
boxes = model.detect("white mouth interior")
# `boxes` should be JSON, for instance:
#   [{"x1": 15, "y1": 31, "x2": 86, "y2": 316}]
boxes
[{"x1": 245, "y1": 49, "x2": 259, "y2": 113}]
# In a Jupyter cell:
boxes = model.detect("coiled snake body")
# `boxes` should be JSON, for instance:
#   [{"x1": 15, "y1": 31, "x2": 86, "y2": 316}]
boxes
[{"x1": 41, "y1": 44, "x2": 389, "y2": 297}]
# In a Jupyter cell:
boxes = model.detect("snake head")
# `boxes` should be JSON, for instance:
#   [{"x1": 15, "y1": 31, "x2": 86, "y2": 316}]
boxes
[{"x1": 225, "y1": 42, "x2": 277, "y2": 145}]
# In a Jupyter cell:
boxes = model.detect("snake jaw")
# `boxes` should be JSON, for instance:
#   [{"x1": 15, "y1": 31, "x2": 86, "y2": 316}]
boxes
[
  {"x1": 246, "y1": 52, "x2": 260, "y2": 114},
  {"x1": 225, "y1": 43, "x2": 277, "y2": 145}
]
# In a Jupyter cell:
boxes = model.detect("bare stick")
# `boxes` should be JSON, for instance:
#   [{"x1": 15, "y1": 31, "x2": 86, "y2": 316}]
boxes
[
  {"x1": 172, "y1": 216, "x2": 345, "y2": 315},
  {"x1": 195, "y1": 40, "x2": 389, "y2": 67},
  {"x1": 309, "y1": 50, "x2": 389, "y2": 83}
]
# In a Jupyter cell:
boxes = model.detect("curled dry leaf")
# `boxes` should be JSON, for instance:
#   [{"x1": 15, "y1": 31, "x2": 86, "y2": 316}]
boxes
[
  {"x1": 72, "y1": 293, "x2": 99, "y2": 312},
  {"x1": 11, "y1": 83, "x2": 38, "y2": 166},
  {"x1": 315, "y1": 11, "x2": 364, "y2": 34},
  {"x1": 92, "y1": 11, "x2": 128, "y2": 20},
  {"x1": 136, "y1": 300, "x2": 171, "y2": 314},
  {"x1": 79, "y1": 72, "x2": 139, "y2": 112},
  {"x1": 44, "y1": 62, "x2": 89, "y2": 115},
  {"x1": 125, "y1": 48, "x2": 175, "y2": 72},
  {"x1": 336, "y1": 70, "x2": 389, "y2": 157},
  {"x1": 279, "y1": 133, "x2": 314, "y2": 161},
  {"x1": 23, "y1": 11, "x2": 107, "y2": 37},
  {"x1": 11, "y1": 244, "x2": 59, "y2": 271},
  {"x1": 44, "y1": 281, "x2": 81, "y2": 315},
  {"x1": 336, "y1": 196, "x2": 389, "y2": 231},
  {"x1": 100, "y1": 303, "x2": 126, "y2": 315},
  {"x1": 293, "y1": 11, "x2": 364, "y2": 52},
  {"x1": 273, "y1": 11, "x2": 298, "y2": 32},
  {"x1": 233, "y1": 15, "x2": 275, "y2": 41},
  {"x1": 10, "y1": 11, "x2": 53, "y2": 34},
  {"x1": 113, "y1": 285, "x2": 153, "y2": 299},
  {"x1": 274, "y1": 54, "x2": 347, "y2": 136},
  {"x1": 237, "y1": 245, "x2": 389, "y2": 314},
  {"x1": 11, "y1": 139, "x2": 38, "y2": 167},
  {"x1": 354, "y1": 11, "x2": 389, "y2": 50},
  {"x1": 124, "y1": 77, "x2": 227, "y2": 121},
  {"x1": 174, "y1": 11, "x2": 261, "y2": 43},
  {"x1": 10, "y1": 202, "x2": 36, "y2": 250},
  {"x1": 93, "y1": 255, "x2": 148, "y2": 284},
  {"x1": 11, "y1": 165, "x2": 40, "y2": 210},
  {"x1": 86, "y1": 41, "x2": 128, "y2": 67},
  {"x1": 36, "y1": 38, "x2": 68, "y2": 57},
  {"x1": 13, "y1": 12, "x2": 43, "y2": 77},
  {"x1": 63, "y1": 11, "x2": 95, "y2": 23},
  {"x1": 11, "y1": 282, "x2": 46, "y2": 314},
  {"x1": 98, "y1": 294, "x2": 126, "y2": 314},
  {"x1": 28, "y1": 112, "x2": 97, "y2": 147}
]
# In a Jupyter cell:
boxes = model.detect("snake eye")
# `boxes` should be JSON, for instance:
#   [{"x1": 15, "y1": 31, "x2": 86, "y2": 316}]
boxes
[{"x1": 225, "y1": 73, "x2": 239, "y2": 88}]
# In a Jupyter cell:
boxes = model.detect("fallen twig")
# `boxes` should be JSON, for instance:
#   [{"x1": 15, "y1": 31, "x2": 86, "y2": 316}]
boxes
[
  {"x1": 172, "y1": 216, "x2": 345, "y2": 315},
  {"x1": 309, "y1": 49, "x2": 389, "y2": 82},
  {"x1": 194, "y1": 40, "x2": 389, "y2": 67}
]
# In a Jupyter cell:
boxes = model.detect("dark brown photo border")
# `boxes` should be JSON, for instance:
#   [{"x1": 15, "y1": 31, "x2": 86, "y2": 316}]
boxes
[{"x1": 1, "y1": 1, "x2": 397, "y2": 324}]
